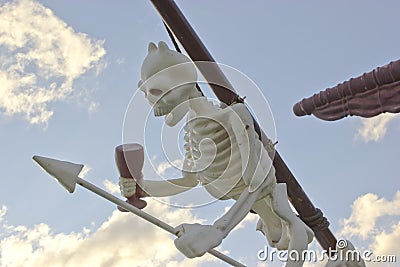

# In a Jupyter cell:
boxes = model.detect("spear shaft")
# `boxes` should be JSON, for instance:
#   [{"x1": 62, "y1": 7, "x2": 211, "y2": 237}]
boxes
[
  {"x1": 77, "y1": 177, "x2": 246, "y2": 267},
  {"x1": 32, "y1": 155, "x2": 246, "y2": 267}
]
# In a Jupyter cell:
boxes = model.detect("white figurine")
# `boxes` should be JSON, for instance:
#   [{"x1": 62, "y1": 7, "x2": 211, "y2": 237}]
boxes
[{"x1": 120, "y1": 41, "x2": 314, "y2": 266}]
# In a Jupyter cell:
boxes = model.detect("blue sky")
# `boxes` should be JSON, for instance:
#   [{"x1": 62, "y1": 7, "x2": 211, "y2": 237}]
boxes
[{"x1": 0, "y1": 1, "x2": 399, "y2": 266}]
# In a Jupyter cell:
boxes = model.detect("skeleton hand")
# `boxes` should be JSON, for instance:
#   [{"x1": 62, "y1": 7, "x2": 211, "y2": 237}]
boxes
[
  {"x1": 119, "y1": 177, "x2": 136, "y2": 198},
  {"x1": 174, "y1": 223, "x2": 224, "y2": 258}
]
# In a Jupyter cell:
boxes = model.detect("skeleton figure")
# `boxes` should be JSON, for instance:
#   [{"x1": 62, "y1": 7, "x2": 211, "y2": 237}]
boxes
[{"x1": 120, "y1": 41, "x2": 314, "y2": 266}]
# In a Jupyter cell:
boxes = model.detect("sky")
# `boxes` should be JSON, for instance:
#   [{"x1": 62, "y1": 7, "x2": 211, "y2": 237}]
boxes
[{"x1": 0, "y1": 1, "x2": 399, "y2": 266}]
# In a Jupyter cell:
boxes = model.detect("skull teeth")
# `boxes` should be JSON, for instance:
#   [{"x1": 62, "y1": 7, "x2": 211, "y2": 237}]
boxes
[{"x1": 154, "y1": 106, "x2": 173, "y2": 117}]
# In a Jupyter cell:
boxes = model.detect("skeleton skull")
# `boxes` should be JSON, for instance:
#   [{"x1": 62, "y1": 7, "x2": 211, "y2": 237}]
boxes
[{"x1": 138, "y1": 41, "x2": 199, "y2": 127}]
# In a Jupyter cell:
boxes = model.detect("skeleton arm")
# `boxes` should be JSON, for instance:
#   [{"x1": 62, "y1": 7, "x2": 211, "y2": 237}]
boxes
[
  {"x1": 140, "y1": 172, "x2": 198, "y2": 197},
  {"x1": 120, "y1": 158, "x2": 198, "y2": 198},
  {"x1": 213, "y1": 182, "x2": 268, "y2": 237}
]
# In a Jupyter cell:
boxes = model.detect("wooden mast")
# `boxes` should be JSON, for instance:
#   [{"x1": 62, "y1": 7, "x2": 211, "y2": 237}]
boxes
[{"x1": 149, "y1": 0, "x2": 337, "y2": 251}]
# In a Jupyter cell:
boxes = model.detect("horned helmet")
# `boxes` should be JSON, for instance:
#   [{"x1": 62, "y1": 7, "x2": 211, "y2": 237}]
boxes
[{"x1": 138, "y1": 41, "x2": 198, "y2": 126}]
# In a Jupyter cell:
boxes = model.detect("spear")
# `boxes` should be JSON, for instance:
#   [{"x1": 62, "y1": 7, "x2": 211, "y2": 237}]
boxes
[{"x1": 32, "y1": 155, "x2": 246, "y2": 267}]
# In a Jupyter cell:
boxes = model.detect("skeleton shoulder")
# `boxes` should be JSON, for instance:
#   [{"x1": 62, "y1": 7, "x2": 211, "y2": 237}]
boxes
[
  {"x1": 228, "y1": 103, "x2": 255, "y2": 134},
  {"x1": 228, "y1": 103, "x2": 272, "y2": 192}
]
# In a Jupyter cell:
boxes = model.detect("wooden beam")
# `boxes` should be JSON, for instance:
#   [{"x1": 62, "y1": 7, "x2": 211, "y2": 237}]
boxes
[{"x1": 293, "y1": 59, "x2": 400, "y2": 121}]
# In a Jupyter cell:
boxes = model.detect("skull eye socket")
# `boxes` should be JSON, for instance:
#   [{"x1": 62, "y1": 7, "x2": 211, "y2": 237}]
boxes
[{"x1": 149, "y1": 88, "x2": 163, "y2": 96}]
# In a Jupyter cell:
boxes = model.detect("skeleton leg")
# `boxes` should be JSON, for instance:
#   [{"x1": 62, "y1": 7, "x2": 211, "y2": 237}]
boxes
[
  {"x1": 174, "y1": 180, "x2": 270, "y2": 258},
  {"x1": 271, "y1": 183, "x2": 313, "y2": 267},
  {"x1": 252, "y1": 196, "x2": 290, "y2": 249}
]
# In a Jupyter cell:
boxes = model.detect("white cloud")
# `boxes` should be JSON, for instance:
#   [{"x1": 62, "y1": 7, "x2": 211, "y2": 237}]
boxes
[
  {"x1": 370, "y1": 222, "x2": 400, "y2": 261},
  {"x1": 0, "y1": 205, "x2": 7, "y2": 223},
  {"x1": 79, "y1": 165, "x2": 91, "y2": 178},
  {"x1": 0, "y1": 0, "x2": 106, "y2": 125},
  {"x1": 116, "y1": 57, "x2": 126, "y2": 65},
  {"x1": 338, "y1": 191, "x2": 400, "y2": 266},
  {"x1": 157, "y1": 158, "x2": 184, "y2": 176},
  {"x1": 339, "y1": 191, "x2": 400, "y2": 239},
  {"x1": 88, "y1": 101, "x2": 99, "y2": 114},
  {"x1": 356, "y1": 113, "x2": 398, "y2": 142},
  {"x1": 0, "y1": 199, "x2": 218, "y2": 267},
  {"x1": 103, "y1": 179, "x2": 120, "y2": 194}
]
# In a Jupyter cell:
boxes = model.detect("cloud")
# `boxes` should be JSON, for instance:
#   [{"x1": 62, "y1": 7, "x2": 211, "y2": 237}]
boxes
[
  {"x1": 156, "y1": 158, "x2": 184, "y2": 176},
  {"x1": 356, "y1": 113, "x2": 398, "y2": 142},
  {"x1": 0, "y1": 0, "x2": 106, "y2": 125},
  {"x1": 370, "y1": 222, "x2": 400, "y2": 261},
  {"x1": 0, "y1": 199, "x2": 217, "y2": 267},
  {"x1": 116, "y1": 57, "x2": 126, "y2": 65},
  {"x1": 79, "y1": 165, "x2": 91, "y2": 178},
  {"x1": 339, "y1": 191, "x2": 400, "y2": 240},
  {"x1": 294, "y1": 192, "x2": 400, "y2": 267},
  {"x1": 338, "y1": 191, "x2": 400, "y2": 266},
  {"x1": 103, "y1": 179, "x2": 120, "y2": 194},
  {"x1": 0, "y1": 205, "x2": 6, "y2": 223}
]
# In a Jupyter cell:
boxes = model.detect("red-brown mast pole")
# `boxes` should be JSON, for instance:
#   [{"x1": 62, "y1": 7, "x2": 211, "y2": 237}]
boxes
[{"x1": 149, "y1": 0, "x2": 337, "y2": 251}]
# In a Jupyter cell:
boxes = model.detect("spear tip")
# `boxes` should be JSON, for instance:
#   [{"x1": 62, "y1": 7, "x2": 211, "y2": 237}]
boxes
[{"x1": 33, "y1": 155, "x2": 83, "y2": 193}]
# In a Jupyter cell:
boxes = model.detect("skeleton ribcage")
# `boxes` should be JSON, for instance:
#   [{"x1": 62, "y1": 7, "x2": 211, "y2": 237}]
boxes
[{"x1": 184, "y1": 116, "x2": 246, "y2": 199}]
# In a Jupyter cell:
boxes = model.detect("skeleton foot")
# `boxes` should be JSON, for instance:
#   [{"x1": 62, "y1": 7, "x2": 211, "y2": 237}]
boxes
[
  {"x1": 174, "y1": 223, "x2": 223, "y2": 258},
  {"x1": 256, "y1": 218, "x2": 273, "y2": 245},
  {"x1": 256, "y1": 218, "x2": 290, "y2": 250},
  {"x1": 305, "y1": 223, "x2": 314, "y2": 244},
  {"x1": 276, "y1": 222, "x2": 290, "y2": 250}
]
